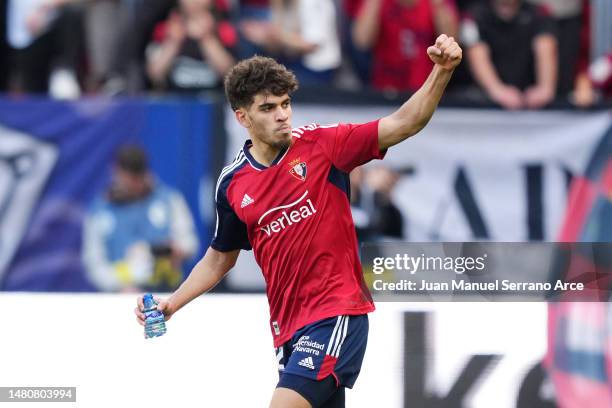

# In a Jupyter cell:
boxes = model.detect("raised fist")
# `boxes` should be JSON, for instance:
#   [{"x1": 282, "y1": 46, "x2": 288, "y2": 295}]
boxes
[{"x1": 427, "y1": 34, "x2": 462, "y2": 71}]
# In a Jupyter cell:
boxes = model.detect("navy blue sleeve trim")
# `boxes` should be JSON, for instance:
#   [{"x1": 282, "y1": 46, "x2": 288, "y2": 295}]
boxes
[
  {"x1": 211, "y1": 163, "x2": 252, "y2": 251},
  {"x1": 327, "y1": 165, "x2": 350, "y2": 201}
]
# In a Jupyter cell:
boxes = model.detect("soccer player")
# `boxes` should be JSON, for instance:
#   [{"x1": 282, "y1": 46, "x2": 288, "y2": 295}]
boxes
[{"x1": 135, "y1": 34, "x2": 462, "y2": 408}]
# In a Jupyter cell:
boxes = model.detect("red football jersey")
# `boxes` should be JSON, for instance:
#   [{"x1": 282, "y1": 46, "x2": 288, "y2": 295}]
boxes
[
  {"x1": 371, "y1": 0, "x2": 455, "y2": 92},
  {"x1": 212, "y1": 120, "x2": 385, "y2": 347}
]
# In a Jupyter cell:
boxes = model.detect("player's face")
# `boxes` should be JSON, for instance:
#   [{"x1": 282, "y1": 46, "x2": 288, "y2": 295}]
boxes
[{"x1": 238, "y1": 93, "x2": 293, "y2": 150}]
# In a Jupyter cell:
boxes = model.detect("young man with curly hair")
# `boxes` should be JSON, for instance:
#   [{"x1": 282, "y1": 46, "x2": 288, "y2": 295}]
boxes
[{"x1": 136, "y1": 34, "x2": 462, "y2": 408}]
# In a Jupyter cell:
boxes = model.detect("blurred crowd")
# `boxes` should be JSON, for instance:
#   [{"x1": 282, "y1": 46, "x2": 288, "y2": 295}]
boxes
[{"x1": 0, "y1": 0, "x2": 610, "y2": 107}]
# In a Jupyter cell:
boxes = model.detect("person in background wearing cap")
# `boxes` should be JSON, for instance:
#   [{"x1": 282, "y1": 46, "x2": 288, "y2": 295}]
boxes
[{"x1": 82, "y1": 144, "x2": 199, "y2": 292}]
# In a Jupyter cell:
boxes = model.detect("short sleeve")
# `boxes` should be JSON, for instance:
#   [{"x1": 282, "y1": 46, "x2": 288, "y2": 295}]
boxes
[
  {"x1": 210, "y1": 177, "x2": 251, "y2": 251},
  {"x1": 460, "y1": 14, "x2": 482, "y2": 48},
  {"x1": 316, "y1": 120, "x2": 386, "y2": 173}
]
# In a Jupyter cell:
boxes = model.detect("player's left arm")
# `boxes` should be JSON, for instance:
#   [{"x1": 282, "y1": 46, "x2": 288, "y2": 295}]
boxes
[{"x1": 378, "y1": 34, "x2": 462, "y2": 150}]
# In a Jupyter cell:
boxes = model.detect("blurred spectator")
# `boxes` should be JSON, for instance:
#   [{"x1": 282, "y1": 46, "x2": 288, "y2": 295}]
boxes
[
  {"x1": 588, "y1": 50, "x2": 612, "y2": 101},
  {"x1": 528, "y1": 0, "x2": 594, "y2": 106},
  {"x1": 461, "y1": 0, "x2": 558, "y2": 109},
  {"x1": 569, "y1": 0, "x2": 597, "y2": 107},
  {"x1": 350, "y1": 166, "x2": 404, "y2": 241},
  {"x1": 591, "y1": 0, "x2": 612, "y2": 61},
  {"x1": 83, "y1": 0, "x2": 123, "y2": 92},
  {"x1": 7, "y1": 0, "x2": 85, "y2": 99},
  {"x1": 145, "y1": 0, "x2": 236, "y2": 93},
  {"x1": 352, "y1": 0, "x2": 459, "y2": 93},
  {"x1": 234, "y1": 0, "x2": 279, "y2": 59},
  {"x1": 340, "y1": 0, "x2": 370, "y2": 86},
  {"x1": 82, "y1": 145, "x2": 199, "y2": 292},
  {"x1": 272, "y1": 0, "x2": 342, "y2": 86},
  {"x1": 103, "y1": 0, "x2": 177, "y2": 95},
  {"x1": 556, "y1": 0, "x2": 612, "y2": 106}
]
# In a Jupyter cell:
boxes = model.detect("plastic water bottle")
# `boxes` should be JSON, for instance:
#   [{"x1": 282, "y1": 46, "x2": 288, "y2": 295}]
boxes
[{"x1": 143, "y1": 293, "x2": 167, "y2": 339}]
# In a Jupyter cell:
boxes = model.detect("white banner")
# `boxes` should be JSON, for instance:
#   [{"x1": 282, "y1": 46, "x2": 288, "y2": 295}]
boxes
[{"x1": 0, "y1": 294, "x2": 548, "y2": 408}]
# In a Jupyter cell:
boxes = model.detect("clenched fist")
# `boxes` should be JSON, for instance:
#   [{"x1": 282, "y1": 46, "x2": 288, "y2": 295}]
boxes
[{"x1": 427, "y1": 34, "x2": 462, "y2": 71}]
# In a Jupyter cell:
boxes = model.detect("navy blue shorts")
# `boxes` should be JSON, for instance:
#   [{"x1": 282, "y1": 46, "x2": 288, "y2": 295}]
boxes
[{"x1": 275, "y1": 314, "x2": 368, "y2": 395}]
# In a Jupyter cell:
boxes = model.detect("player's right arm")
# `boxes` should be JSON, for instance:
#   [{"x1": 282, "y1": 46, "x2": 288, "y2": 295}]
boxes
[
  {"x1": 135, "y1": 157, "x2": 251, "y2": 325},
  {"x1": 134, "y1": 247, "x2": 239, "y2": 325}
]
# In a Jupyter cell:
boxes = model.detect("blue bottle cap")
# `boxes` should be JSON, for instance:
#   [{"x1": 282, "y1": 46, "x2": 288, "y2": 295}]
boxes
[{"x1": 143, "y1": 293, "x2": 156, "y2": 309}]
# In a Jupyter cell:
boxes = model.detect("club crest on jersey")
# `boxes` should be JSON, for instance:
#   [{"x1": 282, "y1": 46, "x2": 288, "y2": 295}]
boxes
[{"x1": 288, "y1": 158, "x2": 307, "y2": 181}]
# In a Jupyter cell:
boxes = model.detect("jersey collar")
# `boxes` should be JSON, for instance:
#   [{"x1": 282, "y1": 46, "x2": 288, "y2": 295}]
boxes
[{"x1": 242, "y1": 140, "x2": 290, "y2": 171}]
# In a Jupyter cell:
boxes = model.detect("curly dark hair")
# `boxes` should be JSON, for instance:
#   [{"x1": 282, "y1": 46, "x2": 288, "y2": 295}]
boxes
[{"x1": 224, "y1": 56, "x2": 299, "y2": 110}]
